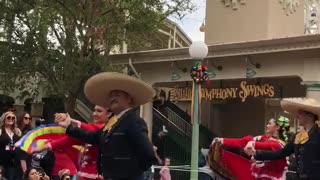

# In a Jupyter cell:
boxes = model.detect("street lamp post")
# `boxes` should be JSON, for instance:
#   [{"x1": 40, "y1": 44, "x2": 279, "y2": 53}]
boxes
[{"x1": 189, "y1": 41, "x2": 208, "y2": 180}]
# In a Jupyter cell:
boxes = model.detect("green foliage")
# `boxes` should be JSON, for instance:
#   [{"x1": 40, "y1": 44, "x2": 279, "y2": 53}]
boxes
[{"x1": 0, "y1": 0, "x2": 194, "y2": 112}]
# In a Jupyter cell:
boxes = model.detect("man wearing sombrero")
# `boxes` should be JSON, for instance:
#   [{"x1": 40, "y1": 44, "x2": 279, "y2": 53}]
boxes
[
  {"x1": 245, "y1": 98, "x2": 320, "y2": 179},
  {"x1": 55, "y1": 72, "x2": 156, "y2": 180}
]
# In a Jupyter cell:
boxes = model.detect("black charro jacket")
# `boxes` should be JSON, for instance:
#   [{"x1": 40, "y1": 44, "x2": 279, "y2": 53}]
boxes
[
  {"x1": 255, "y1": 126, "x2": 320, "y2": 180},
  {"x1": 66, "y1": 109, "x2": 156, "y2": 179}
]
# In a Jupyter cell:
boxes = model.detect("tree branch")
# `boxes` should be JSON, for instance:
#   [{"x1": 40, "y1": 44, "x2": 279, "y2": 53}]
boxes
[
  {"x1": 54, "y1": 0, "x2": 85, "y2": 38},
  {"x1": 100, "y1": 9, "x2": 113, "y2": 16},
  {"x1": 50, "y1": 24, "x2": 64, "y2": 47},
  {"x1": 21, "y1": 0, "x2": 35, "y2": 8},
  {"x1": 16, "y1": 13, "x2": 32, "y2": 30}
]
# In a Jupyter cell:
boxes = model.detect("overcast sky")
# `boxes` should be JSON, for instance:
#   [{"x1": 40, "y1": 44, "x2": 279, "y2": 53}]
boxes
[{"x1": 170, "y1": 0, "x2": 206, "y2": 41}]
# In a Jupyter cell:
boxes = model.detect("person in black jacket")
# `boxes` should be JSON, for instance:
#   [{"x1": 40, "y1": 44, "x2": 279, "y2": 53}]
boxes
[
  {"x1": 55, "y1": 72, "x2": 157, "y2": 180},
  {"x1": 244, "y1": 98, "x2": 320, "y2": 180}
]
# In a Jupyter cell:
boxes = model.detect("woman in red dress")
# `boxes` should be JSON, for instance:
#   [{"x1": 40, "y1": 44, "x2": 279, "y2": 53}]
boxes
[
  {"x1": 209, "y1": 116, "x2": 290, "y2": 180},
  {"x1": 33, "y1": 105, "x2": 112, "y2": 180}
]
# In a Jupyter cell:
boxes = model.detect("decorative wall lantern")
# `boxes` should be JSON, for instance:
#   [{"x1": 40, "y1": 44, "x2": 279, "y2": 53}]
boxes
[
  {"x1": 207, "y1": 60, "x2": 223, "y2": 79},
  {"x1": 246, "y1": 56, "x2": 261, "y2": 78}
]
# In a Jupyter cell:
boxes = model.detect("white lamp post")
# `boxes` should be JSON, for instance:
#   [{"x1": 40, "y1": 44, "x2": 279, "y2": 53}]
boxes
[
  {"x1": 189, "y1": 41, "x2": 209, "y2": 59},
  {"x1": 188, "y1": 41, "x2": 208, "y2": 180}
]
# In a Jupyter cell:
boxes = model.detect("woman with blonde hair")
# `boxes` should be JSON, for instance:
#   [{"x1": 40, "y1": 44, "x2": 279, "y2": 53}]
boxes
[{"x1": 0, "y1": 111, "x2": 23, "y2": 179}]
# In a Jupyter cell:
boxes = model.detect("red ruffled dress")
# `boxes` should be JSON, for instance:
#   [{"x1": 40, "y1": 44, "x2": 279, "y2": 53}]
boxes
[
  {"x1": 219, "y1": 135, "x2": 287, "y2": 180},
  {"x1": 49, "y1": 123, "x2": 103, "y2": 180},
  {"x1": 51, "y1": 149, "x2": 78, "y2": 177}
]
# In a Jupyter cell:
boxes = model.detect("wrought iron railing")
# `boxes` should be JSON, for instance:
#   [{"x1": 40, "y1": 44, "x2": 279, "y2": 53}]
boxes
[
  {"x1": 153, "y1": 107, "x2": 192, "y2": 137},
  {"x1": 164, "y1": 100, "x2": 216, "y2": 147},
  {"x1": 153, "y1": 109, "x2": 185, "y2": 137},
  {"x1": 74, "y1": 91, "x2": 95, "y2": 122},
  {"x1": 165, "y1": 100, "x2": 191, "y2": 123},
  {"x1": 165, "y1": 107, "x2": 192, "y2": 137},
  {"x1": 74, "y1": 99, "x2": 92, "y2": 122},
  {"x1": 152, "y1": 109, "x2": 191, "y2": 180}
]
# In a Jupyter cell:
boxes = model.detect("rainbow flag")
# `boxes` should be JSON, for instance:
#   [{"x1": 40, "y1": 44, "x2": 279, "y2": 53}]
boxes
[{"x1": 15, "y1": 124, "x2": 66, "y2": 154}]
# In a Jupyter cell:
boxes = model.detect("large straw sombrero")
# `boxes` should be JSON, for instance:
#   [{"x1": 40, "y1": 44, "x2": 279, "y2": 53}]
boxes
[
  {"x1": 280, "y1": 98, "x2": 320, "y2": 119},
  {"x1": 84, "y1": 72, "x2": 156, "y2": 107}
]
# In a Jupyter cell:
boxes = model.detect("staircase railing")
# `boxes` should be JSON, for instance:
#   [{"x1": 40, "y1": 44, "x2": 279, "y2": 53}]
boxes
[
  {"x1": 74, "y1": 99, "x2": 92, "y2": 122},
  {"x1": 152, "y1": 108, "x2": 191, "y2": 180},
  {"x1": 153, "y1": 108, "x2": 192, "y2": 137},
  {"x1": 165, "y1": 107, "x2": 192, "y2": 137},
  {"x1": 165, "y1": 100, "x2": 191, "y2": 123},
  {"x1": 165, "y1": 100, "x2": 217, "y2": 146}
]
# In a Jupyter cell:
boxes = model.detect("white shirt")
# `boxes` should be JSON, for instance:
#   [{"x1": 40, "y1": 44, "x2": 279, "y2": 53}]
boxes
[{"x1": 116, "y1": 108, "x2": 132, "y2": 119}]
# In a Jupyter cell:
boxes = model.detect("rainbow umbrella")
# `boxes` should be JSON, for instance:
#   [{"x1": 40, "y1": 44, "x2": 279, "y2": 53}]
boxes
[{"x1": 15, "y1": 124, "x2": 66, "y2": 154}]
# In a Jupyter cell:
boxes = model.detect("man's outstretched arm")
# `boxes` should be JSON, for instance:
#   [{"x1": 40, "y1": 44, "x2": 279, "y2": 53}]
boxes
[{"x1": 66, "y1": 125, "x2": 102, "y2": 145}]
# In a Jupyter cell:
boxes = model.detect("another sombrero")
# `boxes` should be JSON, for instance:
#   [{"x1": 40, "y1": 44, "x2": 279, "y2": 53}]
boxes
[
  {"x1": 280, "y1": 98, "x2": 320, "y2": 119},
  {"x1": 84, "y1": 72, "x2": 156, "y2": 107}
]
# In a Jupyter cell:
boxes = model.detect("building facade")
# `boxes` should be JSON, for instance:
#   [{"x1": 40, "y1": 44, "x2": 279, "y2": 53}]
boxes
[
  {"x1": 109, "y1": 0, "x2": 320, "y2": 137},
  {"x1": 109, "y1": 34, "x2": 320, "y2": 137}
]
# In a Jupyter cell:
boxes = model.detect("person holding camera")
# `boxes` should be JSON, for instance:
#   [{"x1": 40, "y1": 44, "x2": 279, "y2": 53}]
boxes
[{"x1": 23, "y1": 168, "x2": 50, "y2": 180}]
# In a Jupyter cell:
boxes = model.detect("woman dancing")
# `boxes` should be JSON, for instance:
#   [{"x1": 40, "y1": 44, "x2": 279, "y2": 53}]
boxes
[
  {"x1": 33, "y1": 105, "x2": 111, "y2": 180},
  {"x1": 209, "y1": 116, "x2": 290, "y2": 180}
]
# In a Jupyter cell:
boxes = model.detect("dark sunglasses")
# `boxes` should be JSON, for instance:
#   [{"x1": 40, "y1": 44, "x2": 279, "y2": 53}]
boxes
[
  {"x1": 6, "y1": 116, "x2": 15, "y2": 120},
  {"x1": 24, "y1": 117, "x2": 31, "y2": 120}
]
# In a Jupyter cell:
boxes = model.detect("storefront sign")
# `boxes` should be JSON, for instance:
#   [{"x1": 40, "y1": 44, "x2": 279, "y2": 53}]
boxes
[{"x1": 169, "y1": 81, "x2": 275, "y2": 102}]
